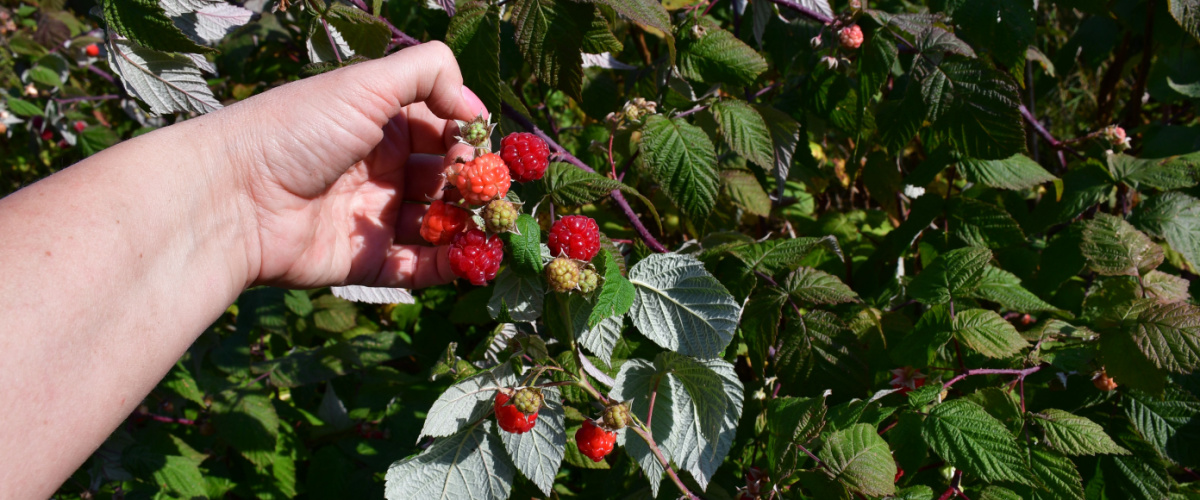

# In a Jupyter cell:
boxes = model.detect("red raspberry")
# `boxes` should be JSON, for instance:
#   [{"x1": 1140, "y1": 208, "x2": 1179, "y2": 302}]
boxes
[
  {"x1": 547, "y1": 216, "x2": 601, "y2": 261},
  {"x1": 500, "y1": 132, "x2": 550, "y2": 182},
  {"x1": 575, "y1": 419, "x2": 616, "y2": 462},
  {"x1": 494, "y1": 391, "x2": 538, "y2": 434},
  {"x1": 447, "y1": 153, "x2": 511, "y2": 206},
  {"x1": 40, "y1": 130, "x2": 54, "y2": 141},
  {"x1": 448, "y1": 229, "x2": 504, "y2": 286},
  {"x1": 73, "y1": 121, "x2": 87, "y2": 133},
  {"x1": 839, "y1": 25, "x2": 863, "y2": 50},
  {"x1": 420, "y1": 200, "x2": 471, "y2": 245},
  {"x1": 85, "y1": 44, "x2": 99, "y2": 57}
]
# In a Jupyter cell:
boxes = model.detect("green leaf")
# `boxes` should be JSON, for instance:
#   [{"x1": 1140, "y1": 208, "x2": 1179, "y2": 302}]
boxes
[
  {"x1": 587, "y1": 249, "x2": 634, "y2": 327},
  {"x1": 677, "y1": 17, "x2": 767, "y2": 87},
  {"x1": 488, "y1": 267, "x2": 544, "y2": 322},
  {"x1": 445, "y1": 2, "x2": 501, "y2": 115},
  {"x1": 78, "y1": 126, "x2": 120, "y2": 156},
  {"x1": 957, "y1": 154, "x2": 1056, "y2": 190},
  {"x1": 211, "y1": 391, "x2": 280, "y2": 468},
  {"x1": 325, "y1": 4, "x2": 390, "y2": 58},
  {"x1": 742, "y1": 287, "x2": 786, "y2": 374},
  {"x1": 639, "y1": 114, "x2": 719, "y2": 222},
  {"x1": 5, "y1": 97, "x2": 42, "y2": 117},
  {"x1": 101, "y1": 0, "x2": 213, "y2": 54},
  {"x1": 1014, "y1": 447, "x2": 1085, "y2": 500},
  {"x1": 951, "y1": 0, "x2": 1035, "y2": 73},
  {"x1": 657, "y1": 352, "x2": 729, "y2": 444},
  {"x1": 723, "y1": 236, "x2": 843, "y2": 276},
  {"x1": 418, "y1": 362, "x2": 517, "y2": 439},
  {"x1": 1097, "y1": 429, "x2": 1171, "y2": 500},
  {"x1": 581, "y1": 8, "x2": 622, "y2": 54},
  {"x1": 1108, "y1": 152, "x2": 1200, "y2": 190},
  {"x1": 777, "y1": 310, "x2": 867, "y2": 392},
  {"x1": 922, "y1": 399, "x2": 1033, "y2": 484},
  {"x1": 783, "y1": 267, "x2": 859, "y2": 305},
  {"x1": 502, "y1": 215, "x2": 542, "y2": 276},
  {"x1": 1035, "y1": 409, "x2": 1129, "y2": 456},
  {"x1": 27, "y1": 65, "x2": 60, "y2": 88},
  {"x1": 1124, "y1": 387, "x2": 1200, "y2": 467},
  {"x1": 818, "y1": 423, "x2": 897, "y2": 497},
  {"x1": 721, "y1": 168, "x2": 772, "y2": 217},
  {"x1": 1169, "y1": 0, "x2": 1200, "y2": 43},
  {"x1": 123, "y1": 452, "x2": 208, "y2": 498},
  {"x1": 1132, "y1": 192, "x2": 1200, "y2": 271},
  {"x1": 711, "y1": 99, "x2": 774, "y2": 170},
  {"x1": 892, "y1": 305, "x2": 954, "y2": 367},
  {"x1": 1126, "y1": 302, "x2": 1200, "y2": 373},
  {"x1": 909, "y1": 246, "x2": 992, "y2": 305},
  {"x1": 543, "y1": 162, "x2": 638, "y2": 207},
  {"x1": 973, "y1": 266, "x2": 1065, "y2": 315},
  {"x1": 767, "y1": 396, "x2": 826, "y2": 473},
  {"x1": 570, "y1": 0, "x2": 672, "y2": 37},
  {"x1": 312, "y1": 294, "x2": 357, "y2": 332},
  {"x1": 628, "y1": 253, "x2": 741, "y2": 358},
  {"x1": 922, "y1": 60, "x2": 1026, "y2": 160},
  {"x1": 978, "y1": 486, "x2": 1022, "y2": 500},
  {"x1": 953, "y1": 308, "x2": 1027, "y2": 358},
  {"x1": 385, "y1": 422, "x2": 514, "y2": 500},
  {"x1": 1143, "y1": 270, "x2": 1190, "y2": 303},
  {"x1": 1101, "y1": 326, "x2": 1168, "y2": 395},
  {"x1": 755, "y1": 104, "x2": 801, "y2": 190},
  {"x1": 511, "y1": 0, "x2": 592, "y2": 101},
  {"x1": 947, "y1": 197, "x2": 1026, "y2": 248},
  {"x1": 1082, "y1": 213, "x2": 1163, "y2": 276}
]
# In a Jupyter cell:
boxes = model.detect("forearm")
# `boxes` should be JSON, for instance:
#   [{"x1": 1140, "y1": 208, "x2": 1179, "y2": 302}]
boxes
[{"x1": 0, "y1": 114, "x2": 252, "y2": 498}]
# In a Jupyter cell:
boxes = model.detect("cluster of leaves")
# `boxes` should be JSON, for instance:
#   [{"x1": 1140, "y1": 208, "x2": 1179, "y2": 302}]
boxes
[{"x1": 3, "y1": 0, "x2": 1200, "y2": 498}]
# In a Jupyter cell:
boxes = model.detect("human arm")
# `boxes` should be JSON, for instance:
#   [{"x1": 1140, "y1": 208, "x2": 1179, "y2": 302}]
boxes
[{"x1": 0, "y1": 41, "x2": 484, "y2": 498}]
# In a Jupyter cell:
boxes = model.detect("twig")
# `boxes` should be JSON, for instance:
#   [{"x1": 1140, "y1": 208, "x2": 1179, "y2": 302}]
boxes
[
  {"x1": 942, "y1": 366, "x2": 1043, "y2": 391},
  {"x1": 628, "y1": 425, "x2": 699, "y2": 500},
  {"x1": 502, "y1": 103, "x2": 668, "y2": 252},
  {"x1": 347, "y1": 0, "x2": 419, "y2": 48},
  {"x1": 1019, "y1": 104, "x2": 1083, "y2": 166}
]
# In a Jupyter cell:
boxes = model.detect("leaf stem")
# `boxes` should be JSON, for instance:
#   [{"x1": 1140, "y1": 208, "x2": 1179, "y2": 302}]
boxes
[
  {"x1": 628, "y1": 424, "x2": 699, "y2": 500},
  {"x1": 502, "y1": 103, "x2": 668, "y2": 252}
]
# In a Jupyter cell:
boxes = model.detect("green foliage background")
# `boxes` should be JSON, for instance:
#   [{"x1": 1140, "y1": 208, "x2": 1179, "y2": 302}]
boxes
[{"x1": 5, "y1": 0, "x2": 1200, "y2": 498}]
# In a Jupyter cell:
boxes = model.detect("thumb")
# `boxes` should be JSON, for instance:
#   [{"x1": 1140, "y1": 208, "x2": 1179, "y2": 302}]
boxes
[{"x1": 324, "y1": 41, "x2": 478, "y2": 126}]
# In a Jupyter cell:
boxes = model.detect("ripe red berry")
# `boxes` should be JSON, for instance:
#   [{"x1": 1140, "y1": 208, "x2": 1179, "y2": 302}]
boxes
[
  {"x1": 839, "y1": 25, "x2": 863, "y2": 50},
  {"x1": 85, "y1": 44, "x2": 100, "y2": 57},
  {"x1": 447, "y1": 153, "x2": 511, "y2": 206},
  {"x1": 575, "y1": 419, "x2": 616, "y2": 462},
  {"x1": 73, "y1": 121, "x2": 87, "y2": 133},
  {"x1": 41, "y1": 130, "x2": 54, "y2": 141},
  {"x1": 547, "y1": 215, "x2": 601, "y2": 261},
  {"x1": 448, "y1": 229, "x2": 504, "y2": 286},
  {"x1": 420, "y1": 200, "x2": 471, "y2": 245},
  {"x1": 494, "y1": 391, "x2": 538, "y2": 434},
  {"x1": 500, "y1": 132, "x2": 550, "y2": 182}
]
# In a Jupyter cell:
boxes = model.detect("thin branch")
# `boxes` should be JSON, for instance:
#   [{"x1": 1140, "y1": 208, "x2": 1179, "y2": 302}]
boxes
[
  {"x1": 942, "y1": 366, "x2": 1043, "y2": 391},
  {"x1": 347, "y1": 0, "x2": 419, "y2": 48},
  {"x1": 1019, "y1": 104, "x2": 1083, "y2": 164},
  {"x1": 502, "y1": 103, "x2": 668, "y2": 252}
]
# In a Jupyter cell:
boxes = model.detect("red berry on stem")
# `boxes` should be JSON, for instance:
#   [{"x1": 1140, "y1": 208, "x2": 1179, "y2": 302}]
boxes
[
  {"x1": 575, "y1": 419, "x2": 616, "y2": 462},
  {"x1": 547, "y1": 215, "x2": 601, "y2": 261},
  {"x1": 448, "y1": 229, "x2": 504, "y2": 286},
  {"x1": 85, "y1": 44, "x2": 100, "y2": 57},
  {"x1": 74, "y1": 121, "x2": 87, "y2": 133},
  {"x1": 839, "y1": 25, "x2": 863, "y2": 50},
  {"x1": 41, "y1": 130, "x2": 54, "y2": 141},
  {"x1": 447, "y1": 153, "x2": 511, "y2": 206},
  {"x1": 494, "y1": 391, "x2": 538, "y2": 434},
  {"x1": 500, "y1": 132, "x2": 550, "y2": 182},
  {"x1": 420, "y1": 200, "x2": 471, "y2": 245}
]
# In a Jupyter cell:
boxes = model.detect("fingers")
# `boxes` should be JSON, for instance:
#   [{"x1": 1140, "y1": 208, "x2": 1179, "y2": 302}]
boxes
[
  {"x1": 343, "y1": 42, "x2": 478, "y2": 127},
  {"x1": 372, "y1": 245, "x2": 457, "y2": 289},
  {"x1": 402, "y1": 154, "x2": 450, "y2": 201},
  {"x1": 393, "y1": 202, "x2": 429, "y2": 245}
]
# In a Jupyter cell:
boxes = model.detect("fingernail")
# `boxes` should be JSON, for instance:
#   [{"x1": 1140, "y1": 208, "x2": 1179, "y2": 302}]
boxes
[{"x1": 461, "y1": 86, "x2": 487, "y2": 118}]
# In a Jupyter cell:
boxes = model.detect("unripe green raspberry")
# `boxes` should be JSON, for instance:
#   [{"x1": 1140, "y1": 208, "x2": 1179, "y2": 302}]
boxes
[
  {"x1": 482, "y1": 199, "x2": 519, "y2": 233},
  {"x1": 512, "y1": 387, "x2": 544, "y2": 414},
  {"x1": 463, "y1": 121, "x2": 488, "y2": 145},
  {"x1": 601, "y1": 402, "x2": 630, "y2": 430},
  {"x1": 546, "y1": 257, "x2": 581, "y2": 292},
  {"x1": 578, "y1": 267, "x2": 600, "y2": 294}
]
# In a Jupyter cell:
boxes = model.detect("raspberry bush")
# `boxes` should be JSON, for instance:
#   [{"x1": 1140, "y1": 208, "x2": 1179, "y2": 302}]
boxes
[{"x1": 9, "y1": 0, "x2": 1200, "y2": 499}]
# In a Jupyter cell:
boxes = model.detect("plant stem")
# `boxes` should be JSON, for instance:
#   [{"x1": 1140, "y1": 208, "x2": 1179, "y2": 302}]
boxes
[
  {"x1": 942, "y1": 366, "x2": 1043, "y2": 391},
  {"x1": 54, "y1": 94, "x2": 120, "y2": 104},
  {"x1": 347, "y1": 0, "x2": 419, "y2": 48},
  {"x1": 628, "y1": 424, "x2": 698, "y2": 500},
  {"x1": 502, "y1": 103, "x2": 668, "y2": 252}
]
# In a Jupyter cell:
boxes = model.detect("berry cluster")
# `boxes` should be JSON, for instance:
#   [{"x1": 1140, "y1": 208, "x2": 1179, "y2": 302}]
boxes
[{"x1": 543, "y1": 216, "x2": 604, "y2": 293}]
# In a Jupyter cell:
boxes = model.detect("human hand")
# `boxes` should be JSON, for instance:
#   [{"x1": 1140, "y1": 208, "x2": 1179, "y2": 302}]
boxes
[{"x1": 217, "y1": 41, "x2": 486, "y2": 290}]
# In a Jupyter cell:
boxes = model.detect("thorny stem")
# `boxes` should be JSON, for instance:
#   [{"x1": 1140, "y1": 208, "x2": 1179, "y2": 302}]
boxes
[
  {"x1": 1019, "y1": 104, "x2": 1084, "y2": 170},
  {"x1": 942, "y1": 366, "x2": 1043, "y2": 391},
  {"x1": 628, "y1": 425, "x2": 699, "y2": 500},
  {"x1": 502, "y1": 103, "x2": 668, "y2": 252},
  {"x1": 320, "y1": 19, "x2": 343, "y2": 64}
]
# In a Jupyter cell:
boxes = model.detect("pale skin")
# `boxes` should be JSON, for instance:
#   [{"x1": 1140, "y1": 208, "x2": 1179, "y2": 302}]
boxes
[{"x1": 0, "y1": 41, "x2": 486, "y2": 498}]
